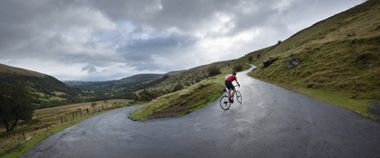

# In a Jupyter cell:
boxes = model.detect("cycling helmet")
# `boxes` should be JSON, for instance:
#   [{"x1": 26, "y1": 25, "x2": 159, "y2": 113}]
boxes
[{"x1": 232, "y1": 71, "x2": 237, "y2": 75}]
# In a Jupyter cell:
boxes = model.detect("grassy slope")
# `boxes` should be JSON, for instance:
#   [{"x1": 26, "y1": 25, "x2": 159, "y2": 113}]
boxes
[
  {"x1": 0, "y1": 64, "x2": 46, "y2": 77},
  {"x1": 0, "y1": 64, "x2": 79, "y2": 107},
  {"x1": 249, "y1": 0, "x2": 380, "y2": 121},
  {"x1": 130, "y1": 75, "x2": 225, "y2": 121}
]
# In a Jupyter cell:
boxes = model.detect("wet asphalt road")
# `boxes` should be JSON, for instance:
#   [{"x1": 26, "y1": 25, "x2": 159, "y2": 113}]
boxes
[{"x1": 24, "y1": 69, "x2": 380, "y2": 158}]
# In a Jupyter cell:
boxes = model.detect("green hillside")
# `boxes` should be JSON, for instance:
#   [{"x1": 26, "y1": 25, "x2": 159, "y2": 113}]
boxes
[
  {"x1": 0, "y1": 64, "x2": 79, "y2": 107},
  {"x1": 138, "y1": 59, "x2": 250, "y2": 100},
  {"x1": 249, "y1": 0, "x2": 380, "y2": 120}
]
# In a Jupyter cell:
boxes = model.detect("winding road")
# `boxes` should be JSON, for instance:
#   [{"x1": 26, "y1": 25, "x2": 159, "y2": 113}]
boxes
[{"x1": 24, "y1": 69, "x2": 380, "y2": 158}]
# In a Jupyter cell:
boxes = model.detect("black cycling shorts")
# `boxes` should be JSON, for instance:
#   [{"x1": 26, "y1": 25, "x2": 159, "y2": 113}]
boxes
[{"x1": 225, "y1": 81, "x2": 235, "y2": 90}]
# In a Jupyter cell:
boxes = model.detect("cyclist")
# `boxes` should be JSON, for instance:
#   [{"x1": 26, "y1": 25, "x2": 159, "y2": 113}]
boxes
[{"x1": 225, "y1": 71, "x2": 240, "y2": 103}]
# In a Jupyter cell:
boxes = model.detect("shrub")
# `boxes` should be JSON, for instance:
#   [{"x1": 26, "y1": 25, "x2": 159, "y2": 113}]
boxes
[
  {"x1": 172, "y1": 84, "x2": 184, "y2": 92},
  {"x1": 248, "y1": 56, "x2": 253, "y2": 63},
  {"x1": 208, "y1": 66, "x2": 221, "y2": 77},
  {"x1": 139, "y1": 89, "x2": 155, "y2": 101},
  {"x1": 233, "y1": 65, "x2": 243, "y2": 72}
]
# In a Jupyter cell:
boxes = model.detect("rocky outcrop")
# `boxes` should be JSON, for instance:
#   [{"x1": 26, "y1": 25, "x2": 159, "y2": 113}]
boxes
[
  {"x1": 262, "y1": 57, "x2": 277, "y2": 68},
  {"x1": 287, "y1": 56, "x2": 301, "y2": 68}
]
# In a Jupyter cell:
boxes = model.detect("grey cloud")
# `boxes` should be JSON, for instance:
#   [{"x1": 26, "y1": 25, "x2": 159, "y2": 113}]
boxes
[
  {"x1": 83, "y1": 0, "x2": 238, "y2": 31},
  {"x1": 0, "y1": 0, "x2": 72, "y2": 49},
  {"x1": 0, "y1": 0, "x2": 119, "y2": 71},
  {"x1": 118, "y1": 33, "x2": 197, "y2": 61},
  {"x1": 82, "y1": 65, "x2": 97, "y2": 73},
  {"x1": 81, "y1": 0, "x2": 287, "y2": 34},
  {"x1": 0, "y1": 0, "x2": 365, "y2": 80}
]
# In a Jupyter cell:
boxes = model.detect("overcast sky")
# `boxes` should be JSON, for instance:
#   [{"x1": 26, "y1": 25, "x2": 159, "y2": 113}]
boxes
[{"x1": 0, "y1": 0, "x2": 365, "y2": 81}]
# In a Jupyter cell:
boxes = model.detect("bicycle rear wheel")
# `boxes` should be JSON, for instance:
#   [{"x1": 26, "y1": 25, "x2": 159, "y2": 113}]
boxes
[
  {"x1": 220, "y1": 95, "x2": 231, "y2": 110},
  {"x1": 236, "y1": 90, "x2": 242, "y2": 104}
]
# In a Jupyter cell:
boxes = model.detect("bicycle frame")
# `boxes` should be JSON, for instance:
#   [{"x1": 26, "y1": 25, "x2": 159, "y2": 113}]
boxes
[{"x1": 220, "y1": 85, "x2": 242, "y2": 110}]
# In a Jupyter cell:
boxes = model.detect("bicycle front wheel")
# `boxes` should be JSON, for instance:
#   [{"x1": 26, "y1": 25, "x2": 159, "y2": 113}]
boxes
[
  {"x1": 236, "y1": 90, "x2": 242, "y2": 104},
  {"x1": 220, "y1": 95, "x2": 231, "y2": 110}
]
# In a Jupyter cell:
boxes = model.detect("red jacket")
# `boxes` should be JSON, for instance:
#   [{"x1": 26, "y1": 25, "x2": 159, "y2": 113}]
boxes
[{"x1": 225, "y1": 74, "x2": 236, "y2": 82}]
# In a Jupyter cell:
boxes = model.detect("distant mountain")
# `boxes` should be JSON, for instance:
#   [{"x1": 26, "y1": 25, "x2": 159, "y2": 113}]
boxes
[
  {"x1": 65, "y1": 57, "x2": 251, "y2": 101},
  {"x1": 64, "y1": 80, "x2": 115, "y2": 88},
  {"x1": 65, "y1": 74, "x2": 165, "y2": 99},
  {"x1": 0, "y1": 64, "x2": 79, "y2": 107},
  {"x1": 119, "y1": 74, "x2": 165, "y2": 85},
  {"x1": 165, "y1": 70, "x2": 185, "y2": 76}
]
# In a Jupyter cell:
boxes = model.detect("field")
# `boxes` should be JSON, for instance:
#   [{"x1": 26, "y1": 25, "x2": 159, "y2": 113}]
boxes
[{"x1": 0, "y1": 99, "x2": 133, "y2": 157}]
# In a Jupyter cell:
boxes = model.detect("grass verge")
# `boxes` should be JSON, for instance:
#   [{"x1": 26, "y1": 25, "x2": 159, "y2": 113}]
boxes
[
  {"x1": 2, "y1": 116, "x2": 90, "y2": 158},
  {"x1": 130, "y1": 75, "x2": 225, "y2": 121}
]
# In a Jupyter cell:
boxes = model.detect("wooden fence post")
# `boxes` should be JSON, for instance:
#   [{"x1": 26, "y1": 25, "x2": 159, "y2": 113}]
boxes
[
  {"x1": 23, "y1": 132, "x2": 26, "y2": 140},
  {"x1": 72, "y1": 113, "x2": 75, "y2": 120},
  {"x1": 61, "y1": 117, "x2": 64, "y2": 124}
]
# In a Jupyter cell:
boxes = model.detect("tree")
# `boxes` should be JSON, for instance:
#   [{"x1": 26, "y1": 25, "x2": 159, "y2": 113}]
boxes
[
  {"x1": 0, "y1": 82, "x2": 34, "y2": 132},
  {"x1": 248, "y1": 56, "x2": 253, "y2": 63}
]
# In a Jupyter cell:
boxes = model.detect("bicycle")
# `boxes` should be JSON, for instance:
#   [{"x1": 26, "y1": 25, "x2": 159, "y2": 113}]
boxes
[{"x1": 220, "y1": 85, "x2": 242, "y2": 110}]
